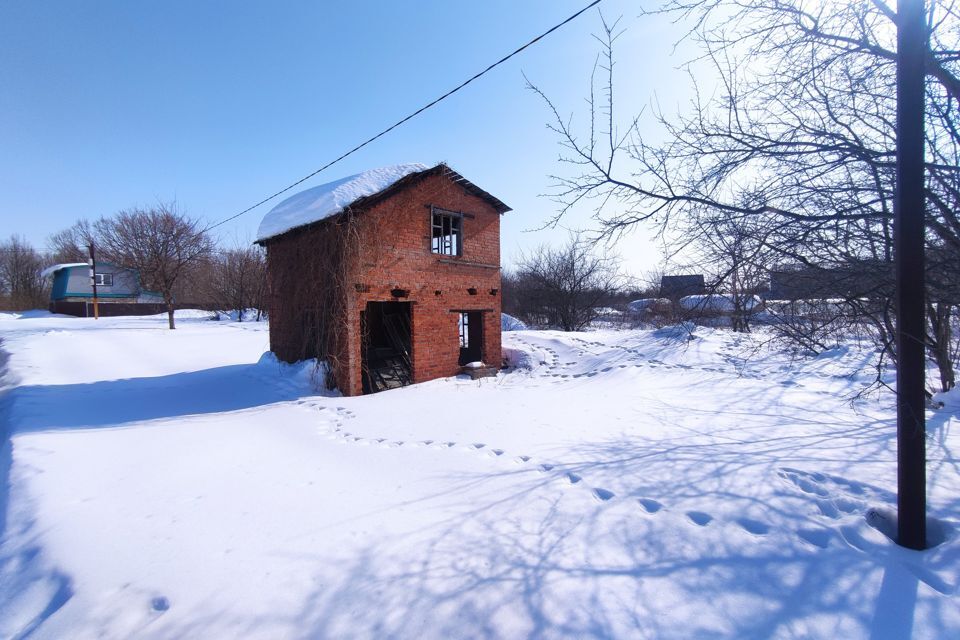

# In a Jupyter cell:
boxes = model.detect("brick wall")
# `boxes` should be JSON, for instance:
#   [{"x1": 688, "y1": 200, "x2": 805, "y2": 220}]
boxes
[{"x1": 265, "y1": 170, "x2": 504, "y2": 396}]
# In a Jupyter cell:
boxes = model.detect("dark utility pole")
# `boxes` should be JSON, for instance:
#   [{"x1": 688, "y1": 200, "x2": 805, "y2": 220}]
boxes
[
  {"x1": 88, "y1": 243, "x2": 100, "y2": 320},
  {"x1": 895, "y1": 0, "x2": 927, "y2": 550}
]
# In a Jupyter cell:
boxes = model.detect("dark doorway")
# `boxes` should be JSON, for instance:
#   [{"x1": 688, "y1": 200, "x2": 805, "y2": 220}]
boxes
[
  {"x1": 458, "y1": 311, "x2": 484, "y2": 365},
  {"x1": 362, "y1": 301, "x2": 413, "y2": 393}
]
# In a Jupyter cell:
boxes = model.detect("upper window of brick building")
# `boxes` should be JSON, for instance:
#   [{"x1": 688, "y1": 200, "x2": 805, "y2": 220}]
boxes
[{"x1": 431, "y1": 208, "x2": 462, "y2": 256}]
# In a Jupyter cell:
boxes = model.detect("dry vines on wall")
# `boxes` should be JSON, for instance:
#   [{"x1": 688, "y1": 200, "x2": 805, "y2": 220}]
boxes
[{"x1": 266, "y1": 209, "x2": 382, "y2": 389}]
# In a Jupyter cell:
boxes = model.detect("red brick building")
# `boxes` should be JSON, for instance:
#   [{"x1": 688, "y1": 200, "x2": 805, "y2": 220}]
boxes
[{"x1": 257, "y1": 163, "x2": 510, "y2": 395}]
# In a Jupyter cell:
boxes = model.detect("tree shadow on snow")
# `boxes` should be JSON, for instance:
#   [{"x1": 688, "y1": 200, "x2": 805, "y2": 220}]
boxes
[
  {"x1": 146, "y1": 409, "x2": 958, "y2": 639},
  {"x1": 116, "y1": 338, "x2": 958, "y2": 639},
  {"x1": 148, "y1": 489, "x2": 956, "y2": 640},
  {"x1": 273, "y1": 390, "x2": 952, "y2": 638}
]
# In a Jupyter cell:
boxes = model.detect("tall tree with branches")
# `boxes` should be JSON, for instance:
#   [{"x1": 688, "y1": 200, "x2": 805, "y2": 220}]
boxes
[
  {"x1": 0, "y1": 235, "x2": 49, "y2": 311},
  {"x1": 94, "y1": 204, "x2": 212, "y2": 329},
  {"x1": 692, "y1": 216, "x2": 773, "y2": 332},
  {"x1": 47, "y1": 220, "x2": 94, "y2": 264},
  {"x1": 529, "y1": 2, "x2": 960, "y2": 392}
]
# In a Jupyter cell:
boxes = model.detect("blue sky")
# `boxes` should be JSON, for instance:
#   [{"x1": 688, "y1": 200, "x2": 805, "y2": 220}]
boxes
[{"x1": 0, "y1": 1, "x2": 697, "y2": 276}]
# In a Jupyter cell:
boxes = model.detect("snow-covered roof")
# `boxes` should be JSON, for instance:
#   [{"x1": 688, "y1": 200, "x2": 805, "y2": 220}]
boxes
[
  {"x1": 678, "y1": 294, "x2": 762, "y2": 312},
  {"x1": 256, "y1": 163, "x2": 431, "y2": 242},
  {"x1": 627, "y1": 298, "x2": 670, "y2": 313},
  {"x1": 40, "y1": 263, "x2": 87, "y2": 278}
]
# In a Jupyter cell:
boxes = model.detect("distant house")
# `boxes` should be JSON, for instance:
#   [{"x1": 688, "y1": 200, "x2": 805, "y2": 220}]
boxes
[
  {"x1": 766, "y1": 263, "x2": 893, "y2": 301},
  {"x1": 928, "y1": 247, "x2": 960, "y2": 304},
  {"x1": 257, "y1": 163, "x2": 510, "y2": 396},
  {"x1": 660, "y1": 274, "x2": 706, "y2": 299},
  {"x1": 43, "y1": 262, "x2": 164, "y2": 317},
  {"x1": 768, "y1": 252, "x2": 959, "y2": 303}
]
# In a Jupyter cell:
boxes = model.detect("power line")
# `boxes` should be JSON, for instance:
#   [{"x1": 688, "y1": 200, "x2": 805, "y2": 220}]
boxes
[{"x1": 201, "y1": 0, "x2": 603, "y2": 234}]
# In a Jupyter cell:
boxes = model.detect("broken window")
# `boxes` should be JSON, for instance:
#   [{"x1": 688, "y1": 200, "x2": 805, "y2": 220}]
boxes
[{"x1": 431, "y1": 208, "x2": 462, "y2": 256}]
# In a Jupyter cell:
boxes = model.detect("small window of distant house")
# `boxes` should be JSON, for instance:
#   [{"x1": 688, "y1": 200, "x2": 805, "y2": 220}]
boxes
[
  {"x1": 95, "y1": 273, "x2": 113, "y2": 287},
  {"x1": 459, "y1": 312, "x2": 469, "y2": 347},
  {"x1": 431, "y1": 208, "x2": 462, "y2": 256}
]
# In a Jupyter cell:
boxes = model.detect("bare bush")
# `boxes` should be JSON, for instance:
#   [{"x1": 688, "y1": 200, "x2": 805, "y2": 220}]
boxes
[
  {"x1": 507, "y1": 235, "x2": 624, "y2": 331},
  {"x1": 207, "y1": 246, "x2": 267, "y2": 321}
]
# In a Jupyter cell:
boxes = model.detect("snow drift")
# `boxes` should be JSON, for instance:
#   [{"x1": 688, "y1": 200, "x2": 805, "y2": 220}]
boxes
[{"x1": 501, "y1": 313, "x2": 527, "y2": 331}]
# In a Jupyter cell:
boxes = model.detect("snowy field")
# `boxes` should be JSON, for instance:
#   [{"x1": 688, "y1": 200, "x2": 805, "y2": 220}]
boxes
[{"x1": 0, "y1": 312, "x2": 958, "y2": 639}]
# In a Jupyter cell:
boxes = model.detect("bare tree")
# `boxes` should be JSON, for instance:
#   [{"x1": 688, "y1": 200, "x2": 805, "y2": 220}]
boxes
[
  {"x1": 529, "y1": 3, "x2": 960, "y2": 392},
  {"x1": 94, "y1": 204, "x2": 213, "y2": 329},
  {"x1": 207, "y1": 246, "x2": 267, "y2": 321},
  {"x1": 510, "y1": 234, "x2": 624, "y2": 331},
  {"x1": 0, "y1": 235, "x2": 49, "y2": 311},
  {"x1": 47, "y1": 220, "x2": 94, "y2": 264},
  {"x1": 690, "y1": 217, "x2": 772, "y2": 332}
]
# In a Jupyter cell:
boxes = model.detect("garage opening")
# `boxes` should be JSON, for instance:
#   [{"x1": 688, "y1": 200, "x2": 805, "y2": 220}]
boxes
[
  {"x1": 361, "y1": 301, "x2": 412, "y2": 394},
  {"x1": 458, "y1": 311, "x2": 484, "y2": 365}
]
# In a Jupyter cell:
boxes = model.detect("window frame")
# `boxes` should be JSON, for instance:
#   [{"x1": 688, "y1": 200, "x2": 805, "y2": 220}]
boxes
[
  {"x1": 94, "y1": 272, "x2": 114, "y2": 287},
  {"x1": 430, "y1": 206, "x2": 463, "y2": 257}
]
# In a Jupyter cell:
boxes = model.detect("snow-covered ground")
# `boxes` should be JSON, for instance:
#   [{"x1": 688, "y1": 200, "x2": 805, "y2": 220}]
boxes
[{"x1": 0, "y1": 312, "x2": 957, "y2": 639}]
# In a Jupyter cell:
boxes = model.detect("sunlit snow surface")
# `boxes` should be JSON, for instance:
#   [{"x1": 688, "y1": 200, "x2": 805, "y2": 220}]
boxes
[{"x1": 0, "y1": 311, "x2": 957, "y2": 639}]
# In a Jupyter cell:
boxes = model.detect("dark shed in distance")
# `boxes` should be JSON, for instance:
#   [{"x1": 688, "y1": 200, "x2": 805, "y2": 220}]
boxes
[{"x1": 660, "y1": 274, "x2": 706, "y2": 299}]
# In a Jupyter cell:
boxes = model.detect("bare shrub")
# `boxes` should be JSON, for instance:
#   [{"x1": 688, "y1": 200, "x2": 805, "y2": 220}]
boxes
[
  {"x1": 207, "y1": 246, "x2": 267, "y2": 321},
  {"x1": 508, "y1": 235, "x2": 624, "y2": 331}
]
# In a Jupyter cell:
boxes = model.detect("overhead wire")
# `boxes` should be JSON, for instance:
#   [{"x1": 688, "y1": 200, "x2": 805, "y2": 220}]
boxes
[{"x1": 200, "y1": 0, "x2": 603, "y2": 234}]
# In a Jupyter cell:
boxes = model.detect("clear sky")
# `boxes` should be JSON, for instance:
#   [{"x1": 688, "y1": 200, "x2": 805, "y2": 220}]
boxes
[{"x1": 0, "y1": 0, "x2": 698, "y2": 277}]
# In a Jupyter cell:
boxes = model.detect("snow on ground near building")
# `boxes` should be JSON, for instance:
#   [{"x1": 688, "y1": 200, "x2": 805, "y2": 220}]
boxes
[{"x1": 0, "y1": 313, "x2": 958, "y2": 639}]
